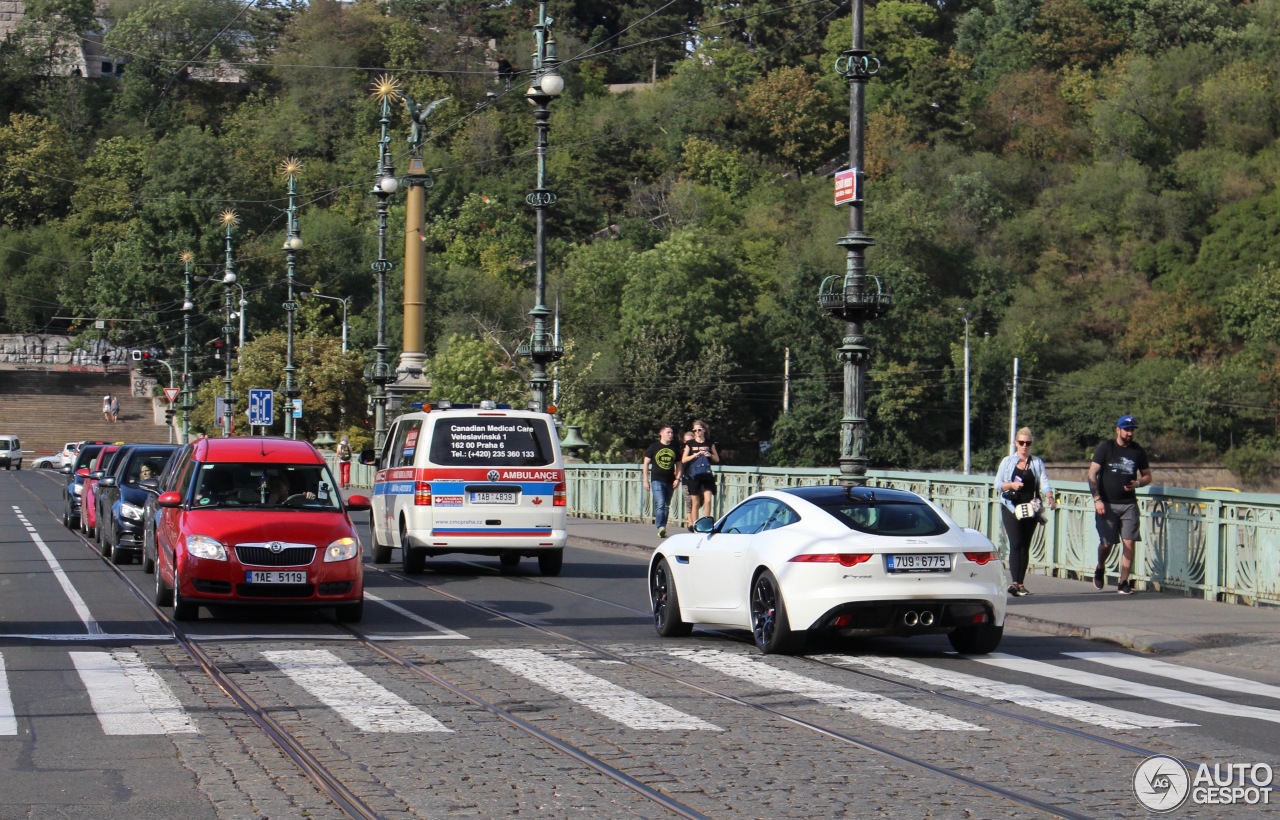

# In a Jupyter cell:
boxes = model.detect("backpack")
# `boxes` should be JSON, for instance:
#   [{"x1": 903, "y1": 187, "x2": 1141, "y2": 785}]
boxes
[
  {"x1": 689, "y1": 455, "x2": 712, "y2": 478},
  {"x1": 337, "y1": 443, "x2": 351, "y2": 462}
]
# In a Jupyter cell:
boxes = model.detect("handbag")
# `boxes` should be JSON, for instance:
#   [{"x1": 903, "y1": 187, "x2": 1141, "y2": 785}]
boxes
[
  {"x1": 1014, "y1": 498, "x2": 1043, "y2": 520},
  {"x1": 689, "y1": 455, "x2": 712, "y2": 478}
]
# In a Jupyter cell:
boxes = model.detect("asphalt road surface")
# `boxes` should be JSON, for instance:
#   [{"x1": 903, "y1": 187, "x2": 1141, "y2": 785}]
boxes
[{"x1": 2, "y1": 469, "x2": 1277, "y2": 818}]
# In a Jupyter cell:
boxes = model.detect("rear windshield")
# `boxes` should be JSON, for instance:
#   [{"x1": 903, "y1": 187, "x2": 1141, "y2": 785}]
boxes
[
  {"x1": 427, "y1": 417, "x2": 557, "y2": 467},
  {"x1": 811, "y1": 499, "x2": 950, "y2": 537}
]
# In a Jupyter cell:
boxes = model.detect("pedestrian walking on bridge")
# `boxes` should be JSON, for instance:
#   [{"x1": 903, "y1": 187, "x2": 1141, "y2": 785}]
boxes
[
  {"x1": 996, "y1": 427, "x2": 1055, "y2": 597},
  {"x1": 1088, "y1": 415, "x2": 1152, "y2": 595},
  {"x1": 642, "y1": 425, "x2": 681, "y2": 538}
]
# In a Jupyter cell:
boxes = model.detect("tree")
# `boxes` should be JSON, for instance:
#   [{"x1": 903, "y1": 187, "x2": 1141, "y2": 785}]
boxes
[
  {"x1": 426, "y1": 334, "x2": 525, "y2": 405},
  {"x1": 0, "y1": 114, "x2": 77, "y2": 227}
]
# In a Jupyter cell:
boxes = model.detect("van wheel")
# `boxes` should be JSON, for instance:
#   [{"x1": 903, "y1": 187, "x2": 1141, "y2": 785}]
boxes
[
  {"x1": 537, "y1": 549, "x2": 563, "y2": 577},
  {"x1": 400, "y1": 520, "x2": 425, "y2": 574},
  {"x1": 499, "y1": 553, "x2": 520, "y2": 573},
  {"x1": 370, "y1": 520, "x2": 391, "y2": 564}
]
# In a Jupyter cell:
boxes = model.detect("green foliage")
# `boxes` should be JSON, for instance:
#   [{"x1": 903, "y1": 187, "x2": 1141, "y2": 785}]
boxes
[{"x1": 426, "y1": 333, "x2": 525, "y2": 406}]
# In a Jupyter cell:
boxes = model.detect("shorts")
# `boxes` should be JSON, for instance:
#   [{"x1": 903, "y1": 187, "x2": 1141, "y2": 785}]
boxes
[
  {"x1": 1096, "y1": 501, "x2": 1140, "y2": 545},
  {"x1": 688, "y1": 475, "x2": 716, "y2": 496}
]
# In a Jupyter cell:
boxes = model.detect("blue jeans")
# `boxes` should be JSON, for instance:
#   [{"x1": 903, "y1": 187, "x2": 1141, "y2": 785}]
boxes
[{"x1": 651, "y1": 480, "x2": 674, "y2": 529}]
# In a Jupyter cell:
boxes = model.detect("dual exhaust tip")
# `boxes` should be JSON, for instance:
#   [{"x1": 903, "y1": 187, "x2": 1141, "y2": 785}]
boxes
[{"x1": 903, "y1": 610, "x2": 936, "y2": 627}]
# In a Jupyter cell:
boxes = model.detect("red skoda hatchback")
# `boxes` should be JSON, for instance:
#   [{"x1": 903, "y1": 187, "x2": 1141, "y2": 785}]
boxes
[{"x1": 145, "y1": 437, "x2": 370, "y2": 622}]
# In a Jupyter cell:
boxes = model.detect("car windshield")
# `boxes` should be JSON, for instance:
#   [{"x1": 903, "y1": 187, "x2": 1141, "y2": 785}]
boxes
[
  {"x1": 191, "y1": 463, "x2": 341, "y2": 511},
  {"x1": 810, "y1": 499, "x2": 950, "y2": 537}
]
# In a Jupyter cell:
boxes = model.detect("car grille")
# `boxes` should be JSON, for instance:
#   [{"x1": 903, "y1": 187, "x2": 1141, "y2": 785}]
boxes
[
  {"x1": 235, "y1": 544, "x2": 316, "y2": 566},
  {"x1": 235, "y1": 583, "x2": 315, "y2": 598}
]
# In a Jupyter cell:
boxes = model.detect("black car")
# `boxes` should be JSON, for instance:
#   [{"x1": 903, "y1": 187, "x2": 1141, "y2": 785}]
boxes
[
  {"x1": 96, "y1": 444, "x2": 178, "y2": 564},
  {"x1": 61, "y1": 442, "x2": 110, "y2": 528}
]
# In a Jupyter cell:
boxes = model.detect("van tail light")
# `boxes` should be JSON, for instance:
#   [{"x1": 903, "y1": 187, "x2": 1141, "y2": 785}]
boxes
[
  {"x1": 553, "y1": 482, "x2": 566, "y2": 507},
  {"x1": 964, "y1": 551, "x2": 996, "y2": 565},
  {"x1": 414, "y1": 481, "x2": 432, "y2": 506},
  {"x1": 790, "y1": 553, "x2": 872, "y2": 567}
]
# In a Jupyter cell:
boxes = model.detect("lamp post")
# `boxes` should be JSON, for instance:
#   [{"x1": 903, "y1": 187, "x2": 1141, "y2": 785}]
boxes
[
  {"x1": 960, "y1": 309, "x2": 971, "y2": 475},
  {"x1": 180, "y1": 250, "x2": 195, "y2": 444},
  {"x1": 369, "y1": 77, "x2": 400, "y2": 452},
  {"x1": 228, "y1": 279, "x2": 247, "y2": 350},
  {"x1": 219, "y1": 210, "x2": 238, "y2": 438},
  {"x1": 306, "y1": 293, "x2": 350, "y2": 353},
  {"x1": 819, "y1": 0, "x2": 889, "y2": 486},
  {"x1": 518, "y1": 0, "x2": 565, "y2": 413},
  {"x1": 281, "y1": 158, "x2": 304, "y2": 440}
]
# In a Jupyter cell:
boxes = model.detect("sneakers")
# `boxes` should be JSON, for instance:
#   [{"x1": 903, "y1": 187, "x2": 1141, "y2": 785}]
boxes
[
  {"x1": 1008, "y1": 584, "x2": 1020, "y2": 597},
  {"x1": 1008, "y1": 584, "x2": 1032, "y2": 597},
  {"x1": 657, "y1": 527, "x2": 666, "y2": 538},
  {"x1": 1118, "y1": 581, "x2": 1135, "y2": 595},
  {"x1": 1093, "y1": 566, "x2": 1105, "y2": 590}
]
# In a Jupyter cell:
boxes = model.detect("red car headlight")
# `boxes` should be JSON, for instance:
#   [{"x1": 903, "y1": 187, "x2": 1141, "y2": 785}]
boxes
[
  {"x1": 324, "y1": 537, "x2": 360, "y2": 562},
  {"x1": 186, "y1": 534, "x2": 227, "y2": 561}
]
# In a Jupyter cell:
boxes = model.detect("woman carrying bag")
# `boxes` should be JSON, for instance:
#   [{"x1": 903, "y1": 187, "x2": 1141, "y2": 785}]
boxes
[{"x1": 995, "y1": 427, "x2": 1056, "y2": 597}]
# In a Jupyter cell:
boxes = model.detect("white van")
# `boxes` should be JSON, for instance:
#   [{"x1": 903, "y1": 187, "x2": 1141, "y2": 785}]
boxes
[
  {"x1": 366, "y1": 406, "x2": 568, "y2": 575},
  {"x1": 0, "y1": 436, "x2": 22, "y2": 470}
]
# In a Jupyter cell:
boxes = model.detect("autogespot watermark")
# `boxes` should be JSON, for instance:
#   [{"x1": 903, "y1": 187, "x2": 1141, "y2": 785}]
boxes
[{"x1": 1134, "y1": 755, "x2": 1274, "y2": 813}]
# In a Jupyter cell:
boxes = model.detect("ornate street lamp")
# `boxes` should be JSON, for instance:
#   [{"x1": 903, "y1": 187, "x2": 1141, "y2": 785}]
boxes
[
  {"x1": 518, "y1": 1, "x2": 565, "y2": 413},
  {"x1": 281, "y1": 158, "x2": 304, "y2": 440},
  {"x1": 368, "y1": 75, "x2": 400, "y2": 452},
  {"x1": 819, "y1": 1, "x2": 890, "y2": 486},
  {"x1": 180, "y1": 250, "x2": 195, "y2": 444},
  {"x1": 306, "y1": 292, "x2": 351, "y2": 353},
  {"x1": 961, "y1": 309, "x2": 971, "y2": 475},
  {"x1": 219, "y1": 210, "x2": 239, "y2": 437}
]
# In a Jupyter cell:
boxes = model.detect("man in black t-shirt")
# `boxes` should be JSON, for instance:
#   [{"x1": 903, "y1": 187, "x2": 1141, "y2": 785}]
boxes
[
  {"x1": 1087, "y1": 414, "x2": 1152, "y2": 595},
  {"x1": 642, "y1": 425, "x2": 681, "y2": 538}
]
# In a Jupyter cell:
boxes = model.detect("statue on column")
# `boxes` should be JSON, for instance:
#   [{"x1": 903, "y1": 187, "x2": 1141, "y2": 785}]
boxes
[{"x1": 404, "y1": 96, "x2": 452, "y2": 153}]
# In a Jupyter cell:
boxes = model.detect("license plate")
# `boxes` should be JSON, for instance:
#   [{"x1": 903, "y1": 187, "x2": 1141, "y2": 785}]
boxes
[
  {"x1": 886, "y1": 554, "x2": 951, "y2": 573},
  {"x1": 246, "y1": 570, "x2": 307, "y2": 584},
  {"x1": 470, "y1": 491, "x2": 517, "y2": 504}
]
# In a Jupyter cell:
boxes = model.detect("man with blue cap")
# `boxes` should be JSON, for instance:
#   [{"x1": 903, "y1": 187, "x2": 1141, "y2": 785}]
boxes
[{"x1": 1086, "y1": 414, "x2": 1152, "y2": 594}]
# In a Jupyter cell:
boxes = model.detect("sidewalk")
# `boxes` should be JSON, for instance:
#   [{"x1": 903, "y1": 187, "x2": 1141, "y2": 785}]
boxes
[{"x1": 567, "y1": 518, "x2": 1280, "y2": 657}]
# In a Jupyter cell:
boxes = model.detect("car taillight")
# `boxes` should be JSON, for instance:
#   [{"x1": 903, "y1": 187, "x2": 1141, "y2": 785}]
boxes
[
  {"x1": 414, "y1": 481, "x2": 432, "y2": 506},
  {"x1": 964, "y1": 551, "x2": 996, "y2": 565},
  {"x1": 553, "y1": 482, "x2": 566, "y2": 507},
  {"x1": 790, "y1": 553, "x2": 873, "y2": 567}
]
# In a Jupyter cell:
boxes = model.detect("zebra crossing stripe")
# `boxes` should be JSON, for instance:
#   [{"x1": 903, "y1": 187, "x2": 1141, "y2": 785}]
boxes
[
  {"x1": 1066, "y1": 652, "x2": 1280, "y2": 700},
  {"x1": 472, "y1": 648, "x2": 721, "y2": 731},
  {"x1": 670, "y1": 649, "x2": 984, "y2": 731},
  {"x1": 69, "y1": 651, "x2": 196, "y2": 735},
  {"x1": 262, "y1": 650, "x2": 451, "y2": 733},
  {"x1": 0, "y1": 653, "x2": 16, "y2": 735},
  {"x1": 978, "y1": 653, "x2": 1280, "y2": 725},
  {"x1": 820, "y1": 654, "x2": 1193, "y2": 729}
]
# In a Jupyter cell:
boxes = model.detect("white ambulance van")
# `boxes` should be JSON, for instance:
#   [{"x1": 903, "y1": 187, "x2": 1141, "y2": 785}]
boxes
[{"x1": 366, "y1": 404, "x2": 568, "y2": 575}]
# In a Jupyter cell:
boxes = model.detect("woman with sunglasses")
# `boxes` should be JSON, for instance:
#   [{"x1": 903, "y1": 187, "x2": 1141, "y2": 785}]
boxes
[
  {"x1": 995, "y1": 427, "x2": 1056, "y2": 597},
  {"x1": 681, "y1": 420, "x2": 719, "y2": 529}
]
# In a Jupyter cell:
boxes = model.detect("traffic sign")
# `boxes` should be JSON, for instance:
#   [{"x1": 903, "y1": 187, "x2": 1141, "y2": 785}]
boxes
[
  {"x1": 291, "y1": 398, "x2": 302, "y2": 419},
  {"x1": 248, "y1": 388, "x2": 274, "y2": 426},
  {"x1": 163, "y1": 387, "x2": 180, "y2": 404}
]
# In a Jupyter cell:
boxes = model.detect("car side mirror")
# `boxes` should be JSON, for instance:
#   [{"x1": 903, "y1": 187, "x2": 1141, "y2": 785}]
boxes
[
  {"x1": 60, "y1": 465, "x2": 71, "y2": 475},
  {"x1": 100, "y1": 476, "x2": 116, "y2": 488},
  {"x1": 344, "y1": 494, "x2": 372, "y2": 512},
  {"x1": 138, "y1": 478, "x2": 160, "y2": 494},
  {"x1": 157, "y1": 491, "x2": 183, "y2": 508},
  {"x1": 694, "y1": 516, "x2": 715, "y2": 534},
  {"x1": 358, "y1": 448, "x2": 377, "y2": 466}
]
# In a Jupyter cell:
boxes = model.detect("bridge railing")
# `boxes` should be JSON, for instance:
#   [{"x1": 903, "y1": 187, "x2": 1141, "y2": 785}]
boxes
[
  {"x1": 560, "y1": 464, "x2": 1280, "y2": 608},
  {"x1": 337, "y1": 459, "x2": 1279, "y2": 606}
]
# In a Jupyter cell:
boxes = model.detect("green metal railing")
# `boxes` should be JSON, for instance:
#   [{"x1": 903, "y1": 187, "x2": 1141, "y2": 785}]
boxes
[{"x1": 335, "y1": 459, "x2": 1280, "y2": 607}]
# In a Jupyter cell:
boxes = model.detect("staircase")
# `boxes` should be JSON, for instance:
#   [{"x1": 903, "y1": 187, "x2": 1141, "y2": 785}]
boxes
[{"x1": 0, "y1": 367, "x2": 173, "y2": 457}]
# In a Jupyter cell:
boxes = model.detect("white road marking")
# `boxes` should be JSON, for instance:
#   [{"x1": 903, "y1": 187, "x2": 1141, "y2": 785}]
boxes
[
  {"x1": 70, "y1": 651, "x2": 196, "y2": 735},
  {"x1": 11, "y1": 507, "x2": 101, "y2": 634},
  {"x1": 262, "y1": 649, "x2": 451, "y2": 733},
  {"x1": 979, "y1": 653, "x2": 1280, "y2": 725},
  {"x1": 0, "y1": 653, "x2": 16, "y2": 735},
  {"x1": 363, "y1": 592, "x2": 469, "y2": 638},
  {"x1": 670, "y1": 649, "x2": 984, "y2": 731},
  {"x1": 819, "y1": 654, "x2": 1193, "y2": 729},
  {"x1": 472, "y1": 648, "x2": 721, "y2": 731},
  {"x1": 1067, "y1": 652, "x2": 1280, "y2": 700}
]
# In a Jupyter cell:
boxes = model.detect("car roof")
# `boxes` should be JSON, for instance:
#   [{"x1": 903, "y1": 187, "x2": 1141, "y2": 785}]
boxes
[
  {"x1": 778, "y1": 485, "x2": 925, "y2": 504},
  {"x1": 192, "y1": 436, "x2": 324, "y2": 464}
]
